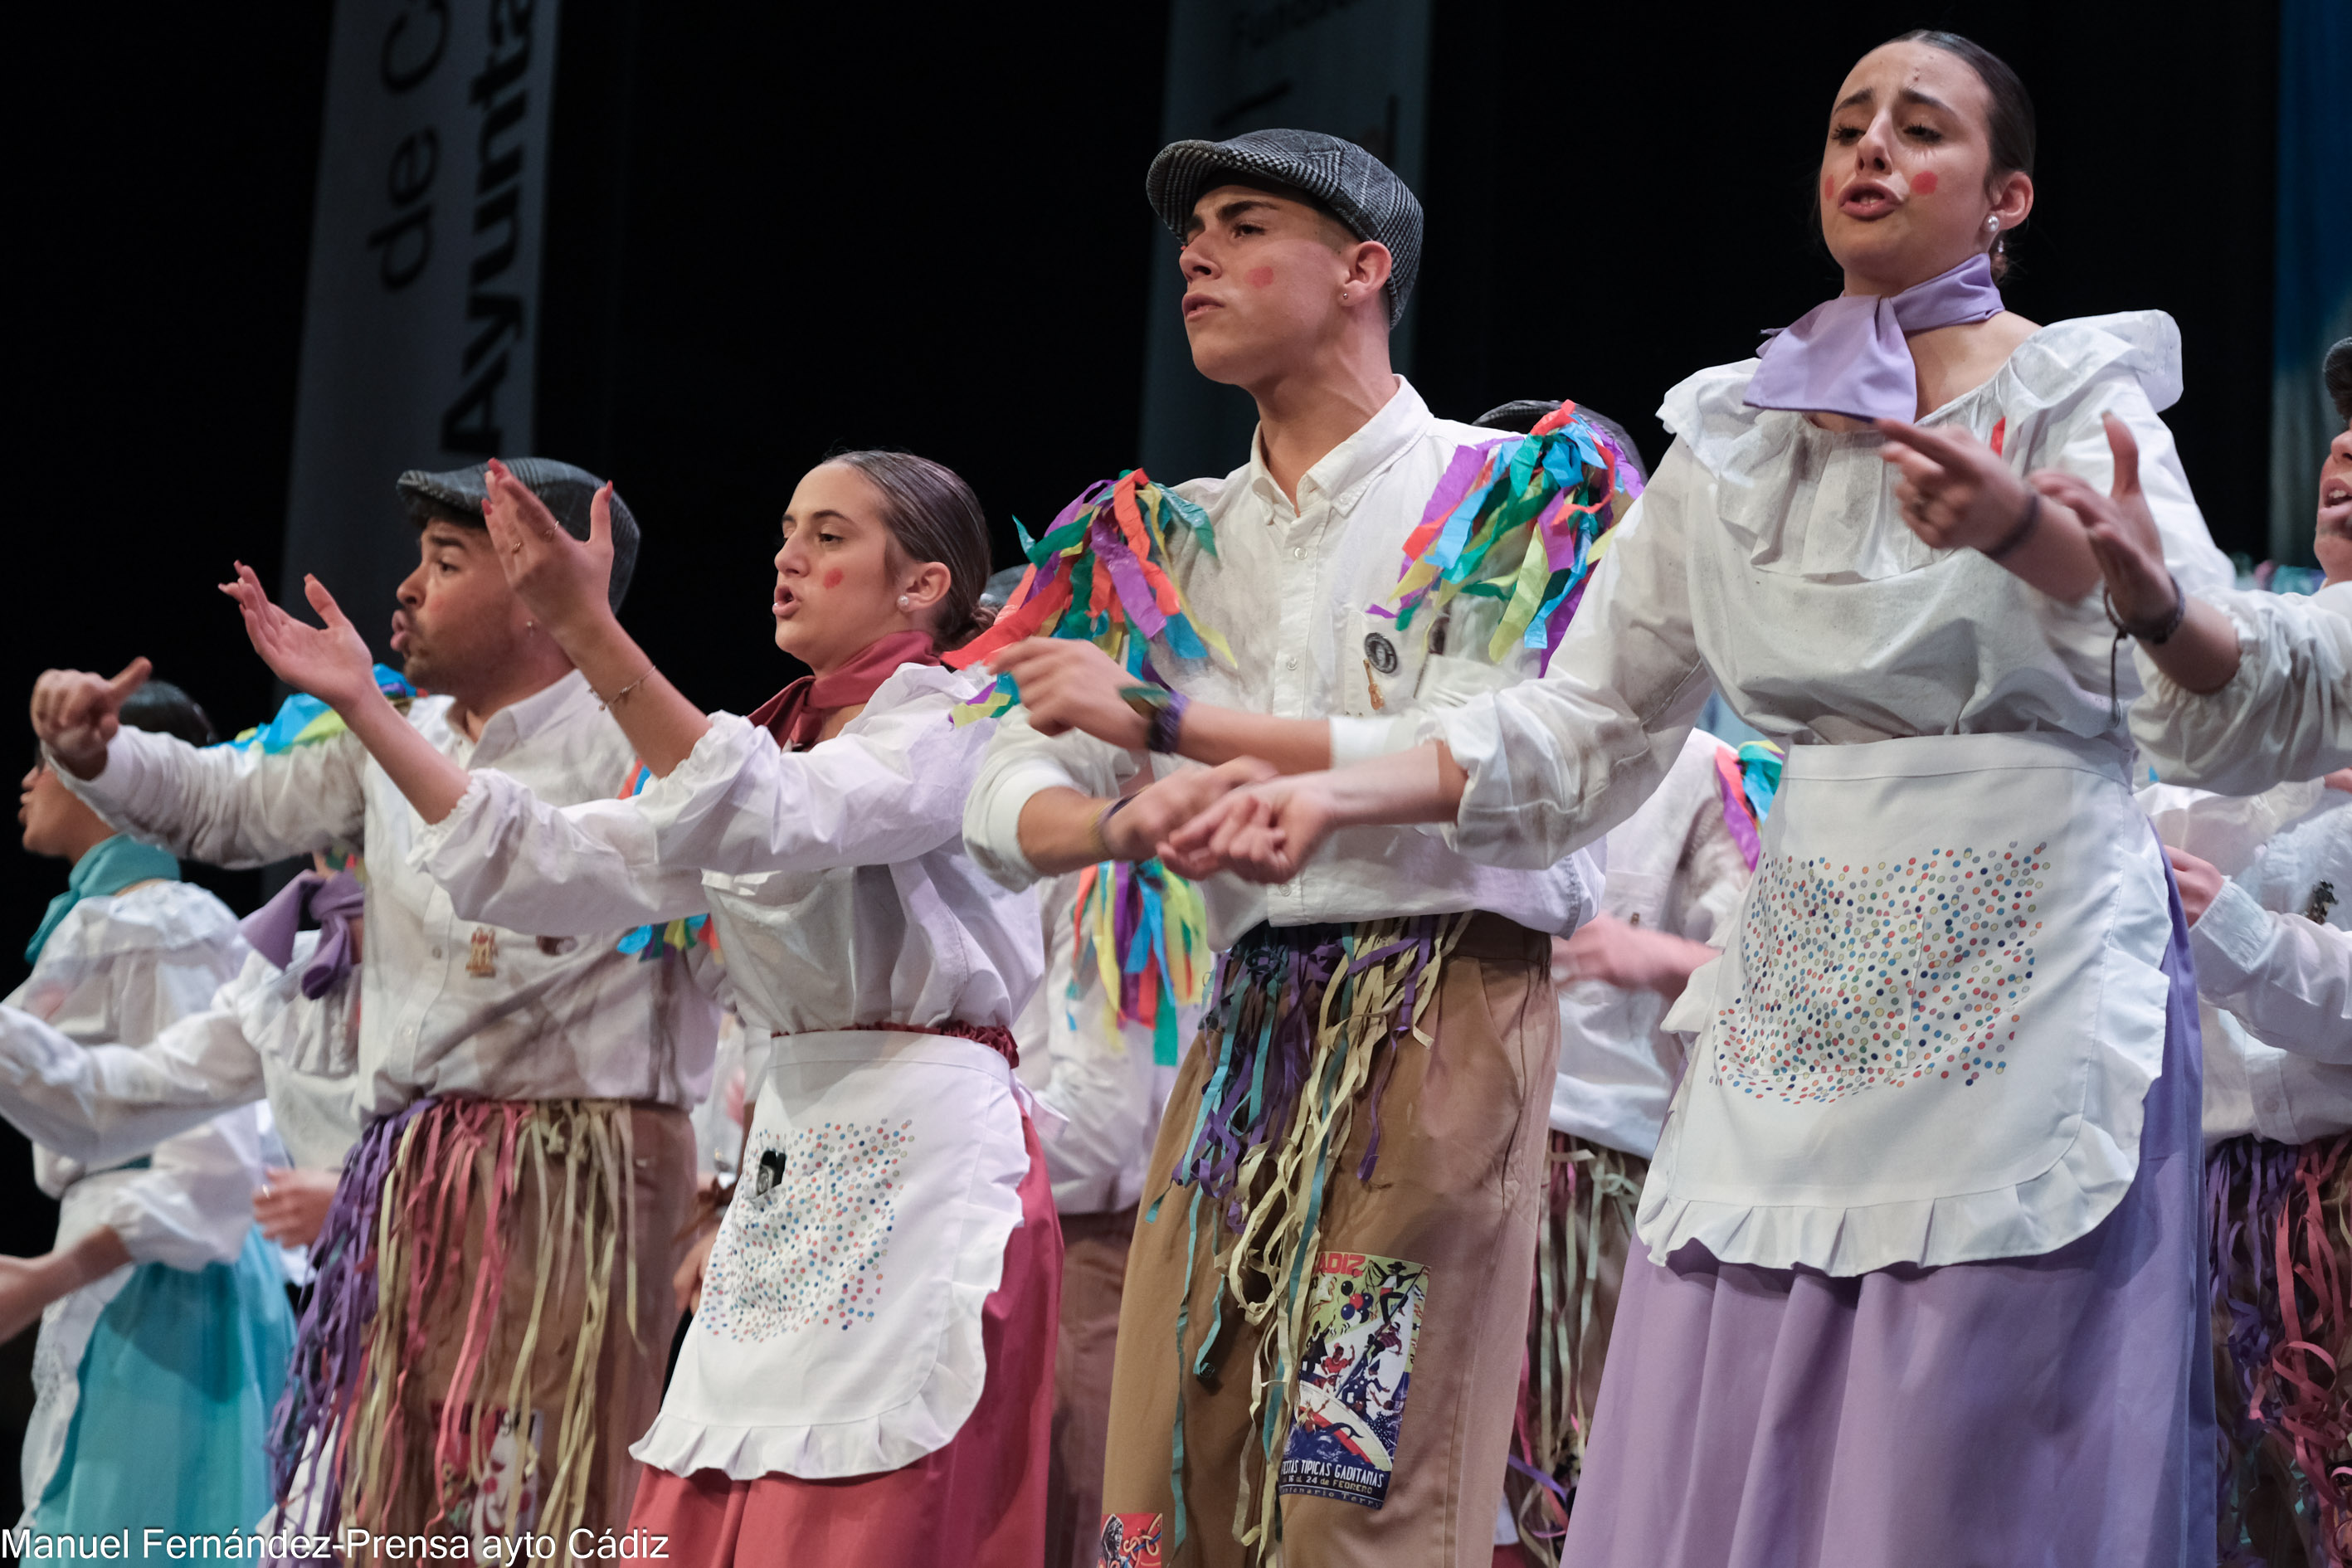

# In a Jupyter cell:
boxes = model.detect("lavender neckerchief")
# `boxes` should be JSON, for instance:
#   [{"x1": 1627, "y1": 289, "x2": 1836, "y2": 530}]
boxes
[
  {"x1": 240, "y1": 869, "x2": 366, "y2": 1000},
  {"x1": 1744, "y1": 252, "x2": 2005, "y2": 422}
]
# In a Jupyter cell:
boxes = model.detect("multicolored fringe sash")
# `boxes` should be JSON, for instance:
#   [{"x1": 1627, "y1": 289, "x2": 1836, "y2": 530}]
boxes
[
  {"x1": 270, "y1": 1097, "x2": 640, "y2": 1546},
  {"x1": 1069, "y1": 858, "x2": 1212, "y2": 1067},
  {"x1": 942, "y1": 469, "x2": 1231, "y2": 723},
  {"x1": 1148, "y1": 913, "x2": 1468, "y2": 1557},
  {"x1": 228, "y1": 665, "x2": 415, "y2": 752},
  {"x1": 1371, "y1": 405, "x2": 1642, "y2": 673},
  {"x1": 2209, "y1": 1132, "x2": 2352, "y2": 1566},
  {"x1": 1507, "y1": 1133, "x2": 1646, "y2": 1566},
  {"x1": 612, "y1": 760, "x2": 719, "y2": 962},
  {"x1": 1713, "y1": 740, "x2": 1785, "y2": 872}
]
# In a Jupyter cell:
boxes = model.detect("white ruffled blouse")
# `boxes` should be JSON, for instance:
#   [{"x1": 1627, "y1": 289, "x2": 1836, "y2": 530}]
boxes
[{"x1": 1430, "y1": 314, "x2": 2237, "y2": 1273}]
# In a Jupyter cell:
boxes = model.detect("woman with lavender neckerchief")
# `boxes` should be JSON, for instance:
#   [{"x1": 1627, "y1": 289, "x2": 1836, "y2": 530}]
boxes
[{"x1": 1168, "y1": 32, "x2": 2236, "y2": 1567}]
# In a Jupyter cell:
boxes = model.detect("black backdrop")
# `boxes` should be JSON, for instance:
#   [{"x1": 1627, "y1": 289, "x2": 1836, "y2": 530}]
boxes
[{"x1": 0, "y1": 0, "x2": 2277, "y2": 1517}]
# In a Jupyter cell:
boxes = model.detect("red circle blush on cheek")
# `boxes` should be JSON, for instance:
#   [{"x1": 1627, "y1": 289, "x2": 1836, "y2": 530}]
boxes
[
  {"x1": 1911, "y1": 170, "x2": 1939, "y2": 194},
  {"x1": 1245, "y1": 266, "x2": 1275, "y2": 288},
  {"x1": 1821, "y1": 173, "x2": 1837, "y2": 203},
  {"x1": 821, "y1": 568, "x2": 845, "y2": 590}
]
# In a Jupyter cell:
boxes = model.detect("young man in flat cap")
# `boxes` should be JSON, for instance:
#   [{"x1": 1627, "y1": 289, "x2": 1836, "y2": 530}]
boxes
[
  {"x1": 31, "y1": 460, "x2": 720, "y2": 1551},
  {"x1": 964, "y1": 130, "x2": 1597, "y2": 1567}
]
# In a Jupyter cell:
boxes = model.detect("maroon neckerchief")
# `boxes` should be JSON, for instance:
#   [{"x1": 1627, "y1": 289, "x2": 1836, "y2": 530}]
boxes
[{"x1": 748, "y1": 630, "x2": 940, "y2": 752}]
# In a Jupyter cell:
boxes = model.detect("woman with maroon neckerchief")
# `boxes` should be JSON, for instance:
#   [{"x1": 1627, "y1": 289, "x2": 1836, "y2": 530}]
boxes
[{"x1": 215, "y1": 451, "x2": 1116, "y2": 1566}]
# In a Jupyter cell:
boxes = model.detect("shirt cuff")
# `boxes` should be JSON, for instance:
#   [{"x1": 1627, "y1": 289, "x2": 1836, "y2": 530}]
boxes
[
  {"x1": 404, "y1": 772, "x2": 494, "y2": 874},
  {"x1": 965, "y1": 757, "x2": 1079, "y2": 892},
  {"x1": 2189, "y1": 879, "x2": 2274, "y2": 994},
  {"x1": 1328, "y1": 715, "x2": 1419, "y2": 767}
]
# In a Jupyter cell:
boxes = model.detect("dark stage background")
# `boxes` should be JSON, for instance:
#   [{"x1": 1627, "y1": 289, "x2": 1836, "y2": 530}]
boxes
[{"x1": 0, "y1": 0, "x2": 2279, "y2": 1520}]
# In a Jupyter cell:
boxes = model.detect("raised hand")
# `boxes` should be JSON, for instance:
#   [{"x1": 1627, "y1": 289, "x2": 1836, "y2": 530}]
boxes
[
  {"x1": 218, "y1": 563, "x2": 378, "y2": 711},
  {"x1": 1161, "y1": 770, "x2": 1339, "y2": 884},
  {"x1": 482, "y1": 458, "x2": 616, "y2": 645},
  {"x1": 30, "y1": 658, "x2": 151, "y2": 780},
  {"x1": 991, "y1": 638, "x2": 1152, "y2": 747},
  {"x1": 1876, "y1": 417, "x2": 2035, "y2": 554},
  {"x1": 2030, "y1": 415, "x2": 2174, "y2": 627}
]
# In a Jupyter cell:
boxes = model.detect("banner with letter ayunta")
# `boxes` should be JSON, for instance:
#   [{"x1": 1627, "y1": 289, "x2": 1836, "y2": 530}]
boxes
[{"x1": 280, "y1": 0, "x2": 562, "y2": 659}]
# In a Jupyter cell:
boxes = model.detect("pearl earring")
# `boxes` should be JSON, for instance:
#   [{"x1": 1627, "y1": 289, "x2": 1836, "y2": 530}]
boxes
[
  {"x1": 1985, "y1": 214, "x2": 1999, "y2": 231},
  {"x1": 897, "y1": 595, "x2": 910, "y2": 611}
]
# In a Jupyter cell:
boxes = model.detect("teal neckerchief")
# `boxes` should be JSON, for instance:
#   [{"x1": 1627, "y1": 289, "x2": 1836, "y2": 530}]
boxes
[{"x1": 26, "y1": 835, "x2": 183, "y2": 966}]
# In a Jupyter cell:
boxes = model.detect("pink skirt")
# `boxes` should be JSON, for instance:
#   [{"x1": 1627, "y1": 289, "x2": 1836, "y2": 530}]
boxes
[{"x1": 628, "y1": 1115, "x2": 1062, "y2": 1567}]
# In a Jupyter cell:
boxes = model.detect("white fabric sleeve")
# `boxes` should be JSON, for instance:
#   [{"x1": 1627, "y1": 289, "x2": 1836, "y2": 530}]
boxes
[
  {"x1": 409, "y1": 771, "x2": 713, "y2": 934},
  {"x1": 631, "y1": 687, "x2": 986, "y2": 875},
  {"x1": 1433, "y1": 442, "x2": 1715, "y2": 870},
  {"x1": 55, "y1": 723, "x2": 369, "y2": 868},
  {"x1": 2192, "y1": 879, "x2": 2352, "y2": 1062},
  {"x1": 963, "y1": 708, "x2": 1136, "y2": 893},
  {"x1": 0, "y1": 984, "x2": 267, "y2": 1166},
  {"x1": 81, "y1": 1109, "x2": 265, "y2": 1270},
  {"x1": 2135, "y1": 587, "x2": 2352, "y2": 792},
  {"x1": 2140, "y1": 780, "x2": 2326, "y2": 878}
]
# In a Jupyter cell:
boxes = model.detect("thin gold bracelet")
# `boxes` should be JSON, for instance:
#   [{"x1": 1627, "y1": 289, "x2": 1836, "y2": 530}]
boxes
[{"x1": 602, "y1": 665, "x2": 657, "y2": 709}]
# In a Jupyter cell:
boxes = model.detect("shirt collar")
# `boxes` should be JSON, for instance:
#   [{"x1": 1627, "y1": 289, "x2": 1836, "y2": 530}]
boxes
[
  {"x1": 466, "y1": 669, "x2": 597, "y2": 767},
  {"x1": 1244, "y1": 376, "x2": 1431, "y2": 519}
]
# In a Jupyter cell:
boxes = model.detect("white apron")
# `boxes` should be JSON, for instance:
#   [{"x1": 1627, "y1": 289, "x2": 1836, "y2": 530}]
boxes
[
  {"x1": 1649, "y1": 731, "x2": 2175, "y2": 1274},
  {"x1": 632, "y1": 1029, "x2": 1032, "y2": 1479}
]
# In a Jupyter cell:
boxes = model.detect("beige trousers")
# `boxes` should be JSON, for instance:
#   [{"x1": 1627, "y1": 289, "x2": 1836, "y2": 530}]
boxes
[{"x1": 1100, "y1": 916, "x2": 1558, "y2": 1567}]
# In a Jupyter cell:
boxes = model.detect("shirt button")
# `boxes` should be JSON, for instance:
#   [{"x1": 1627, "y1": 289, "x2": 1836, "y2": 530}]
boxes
[
  {"x1": 1292, "y1": 546, "x2": 1305, "y2": 559},
  {"x1": 431, "y1": 947, "x2": 443, "y2": 961},
  {"x1": 1286, "y1": 655, "x2": 1299, "y2": 670}
]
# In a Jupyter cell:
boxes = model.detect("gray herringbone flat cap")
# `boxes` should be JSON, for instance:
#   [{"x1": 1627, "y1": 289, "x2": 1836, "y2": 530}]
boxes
[
  {"x1": 1147, "y1": 129, "x2": 1421, "y2": 327},
  {"x1": 397, "y1": 456, "x2": 641, "y2": 611}
]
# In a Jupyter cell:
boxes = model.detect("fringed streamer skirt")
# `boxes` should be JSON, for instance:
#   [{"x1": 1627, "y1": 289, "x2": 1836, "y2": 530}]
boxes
[
  {"x1": 2209, "y1": 1131, "x2": 2352, "y2": 1567},
  {"x1": 270, "y1": 1097, "x2": 695, "y2": 1556},
  {"x1": 1558, "y1": 879, "x2": 2216, "y2": 1568},
  {"x1": 1502, "y1": 1134, "x2": 1646, "y2": 1567}
]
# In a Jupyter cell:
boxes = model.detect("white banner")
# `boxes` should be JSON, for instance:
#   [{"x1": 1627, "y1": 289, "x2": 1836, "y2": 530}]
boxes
[
  {"x1": 280, "y1": 0, "x2": 562, "y2": 658},
  {"x1": 1139, "y1": 0, "x2": 1431, "y2": 486}
]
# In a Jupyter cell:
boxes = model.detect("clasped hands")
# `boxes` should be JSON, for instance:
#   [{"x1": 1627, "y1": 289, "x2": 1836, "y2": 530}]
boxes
[{"x1": 990, "y1": 636, "x2": 1338, "y2": 882}]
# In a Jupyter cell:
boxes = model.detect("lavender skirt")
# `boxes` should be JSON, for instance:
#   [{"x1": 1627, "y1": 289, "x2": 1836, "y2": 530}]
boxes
[{"x1": 1563, "y1": 873, "x2": 2215, "y2": 1567}]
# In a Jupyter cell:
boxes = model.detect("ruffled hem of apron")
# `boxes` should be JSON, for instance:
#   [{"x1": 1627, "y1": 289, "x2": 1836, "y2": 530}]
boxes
[
  {"x1": 1638, "y1": 859, "x2": 2174, "y2": 1277},
  {"x1": 631, "y1": 1106, "x2": 1034, "y2": 1482}
]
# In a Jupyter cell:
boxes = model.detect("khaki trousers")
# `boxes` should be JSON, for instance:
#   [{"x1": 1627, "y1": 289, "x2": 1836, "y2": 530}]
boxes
[{"x1": 1101, "y1": 917, "x2": 1558, "y2": 1567}]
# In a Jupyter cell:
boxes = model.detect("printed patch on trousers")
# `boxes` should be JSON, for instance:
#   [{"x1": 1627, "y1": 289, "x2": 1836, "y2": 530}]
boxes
[
  {"x1": 431, "y1": 1405, "x2": 542, "y2": 1546},
  {"x1": 1278, "y1": 1250, "x2": 1428, "y2": 1508},
  {"x1": 1098, "y1": 1512, "x2": 1164, "y2": 1567},
  {"x1": 696, "y1": 1118, "x2": 912, "y2": 1340}
]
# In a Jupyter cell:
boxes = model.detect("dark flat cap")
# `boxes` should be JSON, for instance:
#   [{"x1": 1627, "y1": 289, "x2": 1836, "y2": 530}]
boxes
[
  {"x1": 1147, "y1": 129, "x2": 1421, "y2": 327},
  {"x1": 2326, "y1": 336, "x2": 2352, "y2": 425},
  {"x1": 396, "y1": 456, "x2": 641, "y2": 611}
]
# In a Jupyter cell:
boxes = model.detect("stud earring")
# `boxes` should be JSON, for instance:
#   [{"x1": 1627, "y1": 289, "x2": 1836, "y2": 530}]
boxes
[
  {"x1": 897, "y1": 595, "x2": 911, "y2": 611},
  {"x1": 1985, "y1": 214, "x2": 1999, "y2": 231}
]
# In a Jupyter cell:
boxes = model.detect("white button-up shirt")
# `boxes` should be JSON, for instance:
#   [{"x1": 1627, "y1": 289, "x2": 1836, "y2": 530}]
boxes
[
  {"x1": 2145, "y1": 780, "x2": 2352, "y2": 1143},
  {"x1": 0, "y1": 937, "x2": 363, "y2": 1175},
  {"x1": 966, "y1": 377, "x2": 1597, "y2": 945},
  {"x1": 1551, "y1": 729, "x2": 1753, "y2": 1157},
  {"x1": 60, "y1": 673, "x2": 720, "y2": 1116}
]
